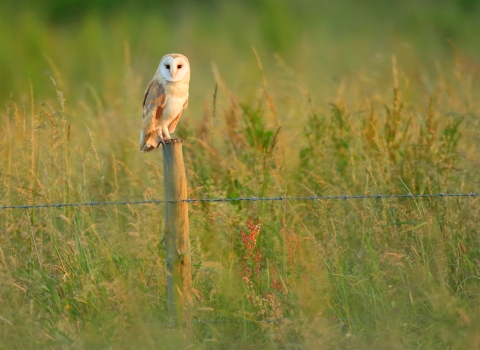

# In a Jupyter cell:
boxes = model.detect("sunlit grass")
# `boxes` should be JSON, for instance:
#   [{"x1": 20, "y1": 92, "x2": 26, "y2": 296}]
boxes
[{"x1": 1, "y1": 1, "x2": 480, "y2": 348}]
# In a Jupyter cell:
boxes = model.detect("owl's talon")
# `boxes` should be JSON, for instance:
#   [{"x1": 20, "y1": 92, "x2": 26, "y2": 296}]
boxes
[{"x1": 156, "y1": 138, "x2": 166, "y2": 147}]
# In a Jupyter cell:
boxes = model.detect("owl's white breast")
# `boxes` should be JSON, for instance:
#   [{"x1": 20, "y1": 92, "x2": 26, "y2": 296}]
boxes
[
  {"x1": 159, "y1": 78, "x2": 189, "y2": 123},
  {"x1": 163, "y1": 78, "x2": 189, "y2": 98}
]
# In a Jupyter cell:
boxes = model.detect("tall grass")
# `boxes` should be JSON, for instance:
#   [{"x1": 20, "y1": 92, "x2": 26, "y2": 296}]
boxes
[{"x1": 1, "y1": 1, "x2": 480, "y2": 348}]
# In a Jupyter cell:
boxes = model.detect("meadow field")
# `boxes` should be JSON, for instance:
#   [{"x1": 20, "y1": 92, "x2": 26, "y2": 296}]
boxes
[{"x1": 0, "y1": 0, "x2": 479, "y2": 348}]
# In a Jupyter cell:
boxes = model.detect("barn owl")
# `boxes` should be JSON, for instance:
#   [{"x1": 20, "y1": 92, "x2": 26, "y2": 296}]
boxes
[{"x1": 139, "y1": 53, "x2": 190, "y2": 152}]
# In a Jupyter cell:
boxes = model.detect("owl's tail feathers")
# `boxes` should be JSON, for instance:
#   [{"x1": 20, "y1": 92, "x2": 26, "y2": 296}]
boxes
[{"x1": 139, "y1": 130, "x2": 158, "y2": 152}]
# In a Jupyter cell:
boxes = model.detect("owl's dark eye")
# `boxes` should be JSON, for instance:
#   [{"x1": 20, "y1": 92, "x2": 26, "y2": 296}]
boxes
[
  {"x1": 165, "y1": 64, "x2": 170, "y2": 69},
  {"x1": 178, "y1": 65, "x2": 183, "y2": 69}
]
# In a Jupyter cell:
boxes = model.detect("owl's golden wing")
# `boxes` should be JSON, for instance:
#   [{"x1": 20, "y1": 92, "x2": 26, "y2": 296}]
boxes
[
  {"x1": 139, "y1": 79, "x2": 166, "y2": 152},
  {"x1": 167, "y1": 98, "x2": 189, "y2": 133}
]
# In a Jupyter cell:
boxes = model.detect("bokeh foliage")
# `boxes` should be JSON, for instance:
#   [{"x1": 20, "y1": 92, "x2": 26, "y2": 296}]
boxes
[{"x1": 0, "y1": 0, "x2": 480, "y2": 348}]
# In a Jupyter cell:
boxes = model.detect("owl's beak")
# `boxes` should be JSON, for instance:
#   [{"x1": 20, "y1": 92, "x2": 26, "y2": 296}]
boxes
[{"x1": 170, "y1": 67, "x2": 177, "y2": 77}]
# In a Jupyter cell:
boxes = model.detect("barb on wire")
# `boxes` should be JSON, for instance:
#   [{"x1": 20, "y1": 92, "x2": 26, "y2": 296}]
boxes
[{"x1": 0, "y1": 192, "x2": 477, "y2": 211}]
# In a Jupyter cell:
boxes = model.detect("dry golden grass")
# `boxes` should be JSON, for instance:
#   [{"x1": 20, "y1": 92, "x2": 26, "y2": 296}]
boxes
[{"x1": 1, "y1": 1, "x2": 480, "y2": 348}]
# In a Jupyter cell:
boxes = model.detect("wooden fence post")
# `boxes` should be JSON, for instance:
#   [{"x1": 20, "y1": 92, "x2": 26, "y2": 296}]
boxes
[{"x1": 162, "y1": 140, "x2": 192, "y2": 324}]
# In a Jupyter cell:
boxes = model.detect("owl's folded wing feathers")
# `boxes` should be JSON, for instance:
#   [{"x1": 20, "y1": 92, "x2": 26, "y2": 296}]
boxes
[
  {"x1": 139, "y1": 80, "x2": 166, "y2": 152},
  {"x1": 167, "y1": 98, "x2": 188, "y2": 133}
]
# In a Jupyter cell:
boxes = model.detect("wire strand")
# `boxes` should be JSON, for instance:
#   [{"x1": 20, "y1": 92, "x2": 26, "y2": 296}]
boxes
[{"x1": 0, "y1": 192, "x2": 477, "y2": 210}]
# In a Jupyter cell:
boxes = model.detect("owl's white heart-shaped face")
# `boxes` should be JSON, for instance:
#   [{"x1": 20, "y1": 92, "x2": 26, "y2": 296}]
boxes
[{"x1": 159, "y1": 54, "x2": 190, "y2": 82}]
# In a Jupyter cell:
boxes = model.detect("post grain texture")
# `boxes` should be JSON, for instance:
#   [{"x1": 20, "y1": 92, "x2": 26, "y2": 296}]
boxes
[{"x1": 162, "y1": 140, "x2": 192, "y2": 324}]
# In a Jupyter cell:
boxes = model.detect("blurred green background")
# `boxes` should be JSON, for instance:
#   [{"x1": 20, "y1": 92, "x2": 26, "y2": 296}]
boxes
[
  {"x1": 1, "y1": 1, "x2": 480, "y2": 349},
  {"x1": 1, "y1": 0, "x2": 479, "y2": 109}
]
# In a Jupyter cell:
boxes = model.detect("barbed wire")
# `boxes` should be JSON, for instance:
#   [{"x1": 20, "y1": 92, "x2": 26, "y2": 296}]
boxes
[
  {"x1": 0, "y1": 192, "x2": 477, "y2": 210},
  {"x1": 156, "y1": 317, "x2": 284, "y2": 327}
]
